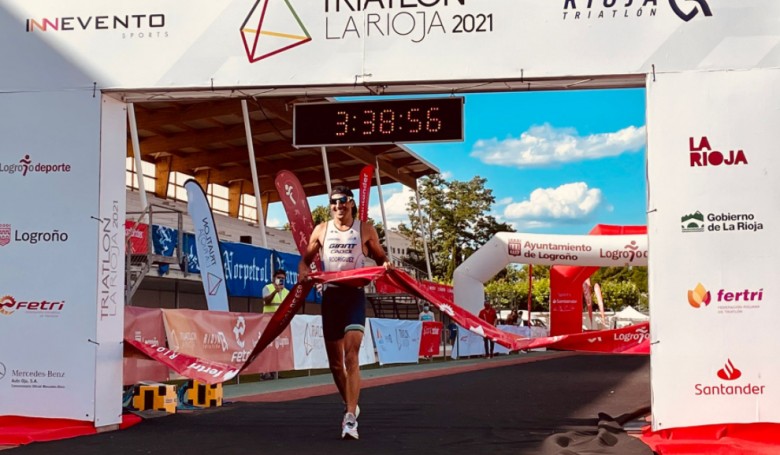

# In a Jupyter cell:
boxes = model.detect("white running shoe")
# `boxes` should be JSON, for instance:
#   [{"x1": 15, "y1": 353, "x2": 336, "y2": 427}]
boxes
[
  {"x1": 341, "y1": 412, "x2": 359, "y2": 440},
  {"x1": 343, "y1": 404, "x2": 360, "y2": 419}
]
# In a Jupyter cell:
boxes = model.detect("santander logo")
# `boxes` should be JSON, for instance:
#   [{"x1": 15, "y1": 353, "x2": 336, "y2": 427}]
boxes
[
  {"x1": 716, "y1": 359, "x2": 742, "y2": 381},
  {"x1": 694, "y1": 359, "x2": 766, "y2": 397}
]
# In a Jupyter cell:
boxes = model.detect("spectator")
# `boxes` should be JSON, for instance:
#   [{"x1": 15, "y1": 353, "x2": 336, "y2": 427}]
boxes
[
  {"x1": 478, "y1": 300, "x2": 497, "y2": 358},
  {"x1": 418, "y1": 303, "x2": 435, "y2": 322},
  {"x1": 506, "y1": 309, "x2": 519, "y2": 326},
  {"x1": 260, "y1": 268, "x2": 289, "y2": 380}
]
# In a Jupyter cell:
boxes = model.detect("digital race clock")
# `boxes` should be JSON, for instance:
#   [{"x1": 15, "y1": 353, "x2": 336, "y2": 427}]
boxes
[{"x1": 293, "y1": 97, "x2": 464, "y2": 147}]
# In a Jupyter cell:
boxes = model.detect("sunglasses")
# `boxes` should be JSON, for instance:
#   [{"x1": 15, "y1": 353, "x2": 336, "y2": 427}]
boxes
[{"x1": 330, "y1": 196, "x2": 353, "y2": 205}]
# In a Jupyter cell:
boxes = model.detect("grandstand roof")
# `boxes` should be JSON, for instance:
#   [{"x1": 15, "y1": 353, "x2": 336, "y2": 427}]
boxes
[{"x1": 128, "y1": 96, "x2": 440, "y2": 205}]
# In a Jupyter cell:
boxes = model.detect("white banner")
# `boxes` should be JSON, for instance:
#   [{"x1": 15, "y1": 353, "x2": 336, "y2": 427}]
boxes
[
  {"x1": 93, "y1": 96, "x2": 126, "y2": 426},
  {"x1": 1, "y1": 1, "x2": 778, "y2": 91},
  {"x1": 647, "y1": 68, "x2": 780, "y2": 430},
  {"x1": 493, "y1": 325, "x2": 530, "y2": 355},
  {"x1": 451, "y1": 324, "x2": 485, "y2": 359},
  {"x1": 290, "y1": 315, "x2": 375, "y2": 369},
  {"x1": 0, "y1": 91, "x2": 102, "y2": 421},
  {"x1": 370, "y1": 318, "x2": 422, "y2": 365},
  {"x1": 184, "y1": 179, "x2": 229, "y2": 312},
  {"x1": 455, "y1": 232, "x2": 647, "y2": 314}
]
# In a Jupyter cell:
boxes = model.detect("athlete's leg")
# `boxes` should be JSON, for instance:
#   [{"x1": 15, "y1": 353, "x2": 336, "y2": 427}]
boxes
[
  {"x1": 325, "y1": 339, "x2": 347, "y2": 404},
  {"x1": 342, "y1": 330, "x2": 363, "y2": 415}
]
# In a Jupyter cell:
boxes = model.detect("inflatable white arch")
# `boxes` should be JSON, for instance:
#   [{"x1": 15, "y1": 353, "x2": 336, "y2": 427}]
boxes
[{"x1": 453, "y1": 232, "x2": 648, "y2": 316}]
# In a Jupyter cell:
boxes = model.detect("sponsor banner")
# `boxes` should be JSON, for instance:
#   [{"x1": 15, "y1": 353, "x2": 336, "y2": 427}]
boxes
[
  {"x1": 0, "y1": 91, "x2": 101, "y2": 421},
  {"x1": 370, "y1": 318, "x2": 422, "y2": 365},
  {"x1": 221, "y1": 241, "x2": 273, "y2": 297},
  {"x1": 274, "y1": 170, "x2": 318, "y2": 263},
  {"x1": 419, "y1": 321, "x2": 442, "y2": 356},
  {"x1": 454, "y1": 232, "x2": 647, "y2": 315},
  {"x1": 549, "y1": 271, "x2": 584, "y2": 336},
  {"x1": 451, "y1": 323, "x2": 487, "y2": 359},
  {"x1": 3, "y1": 1, "x2": 778, "y2": 90},
  {"x1": 129, "y1": 268, "x2": 648, "y2": 382},
  {"x1": 290, "y1": 315, "x2": 376, "y2": 369},
  {"x1": 494, "y1": 325, "x2": 531, "y2": 355},
  {"x1": 358, "y1": 165, "x2": 373, "y2": 222},
  {"x1": 526, "y1": 322, "x2": 649, "y2": 354},
  {"x1": 125, "y1": 339, "x2": 239, "y2": 385},
  {"x1": 124, "y1": 307, "x2": 168, "y2": 385},
  {"x1": 421, "y1": 280, "x2": 454, "y2": 304},
  {"x1": 162, "y1": 309, "x2": 293, "y2": 375},
  {"x1": 125, "y1": 220, "x2": 149, "y2": 254},
  {"x1": 184, "y1": 179, "x2": 229, "y2": 312},
  {"x1": 94, "y1": 96, "x2": 126, "y2": 427},
  {"x1": 647, "y1": 68, "x2": 780, "y2": 429},
  {"x1": 290, "y1": 315, "x2": 328, "y2": 370}
]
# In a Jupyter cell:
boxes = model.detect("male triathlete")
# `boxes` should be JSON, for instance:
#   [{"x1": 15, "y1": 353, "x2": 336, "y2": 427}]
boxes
[{"x1": 299, "y1": 186, "x2": 392, "y2": 440}]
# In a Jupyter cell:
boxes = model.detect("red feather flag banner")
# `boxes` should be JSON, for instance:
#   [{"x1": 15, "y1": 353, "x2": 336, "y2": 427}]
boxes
[
  {"x1": 358, "y1": 164, "x2": 373, "y2": 222},
  {"x1": 125, "y1": 268, "x2": 649, "y2": 384}
]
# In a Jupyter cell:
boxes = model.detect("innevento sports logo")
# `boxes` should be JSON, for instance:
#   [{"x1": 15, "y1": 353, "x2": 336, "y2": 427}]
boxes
[{"x1": 241, "y1": 0, "x2": 312, "y2": 63}]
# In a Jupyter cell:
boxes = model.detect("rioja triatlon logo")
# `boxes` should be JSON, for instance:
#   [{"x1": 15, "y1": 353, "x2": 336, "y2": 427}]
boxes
[{"x1": 241, "y1": 0, "x2": 312, "y2": 63}]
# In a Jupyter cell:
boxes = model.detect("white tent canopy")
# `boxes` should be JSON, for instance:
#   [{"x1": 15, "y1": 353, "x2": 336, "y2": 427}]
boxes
[{"x1": 614, "y1": 306, "x2": 649, "y2": 321}]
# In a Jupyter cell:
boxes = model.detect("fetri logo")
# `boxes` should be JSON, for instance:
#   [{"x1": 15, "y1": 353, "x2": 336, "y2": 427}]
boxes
[
  {"x1": 687, "y1": 283, "x2": 711, "y2": 308},
  {"x1": 0, "y1": 295, "x2": 65, "y2": 316},
  {"x1": 241, "y1": 0, "x2": 312, "y2": 63},
  {"x1": 717, "y1": 359, "x2": 742, "y2": 381},
  {"x1": 688, "y1": 283, "x2": 764, "y2": 309}
]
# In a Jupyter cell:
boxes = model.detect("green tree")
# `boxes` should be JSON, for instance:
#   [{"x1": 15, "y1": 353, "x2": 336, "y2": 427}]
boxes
[{"x1": 400, "y1": 174, "x2": 514, "y2": 282}]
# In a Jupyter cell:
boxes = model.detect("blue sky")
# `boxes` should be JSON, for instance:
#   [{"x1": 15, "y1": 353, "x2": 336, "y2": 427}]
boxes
[{"x1": 266, "y1": 88, "x2": 648, "y2": 236}]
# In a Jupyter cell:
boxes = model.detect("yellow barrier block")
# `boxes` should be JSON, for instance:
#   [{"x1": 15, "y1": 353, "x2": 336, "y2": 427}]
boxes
[
  {"x1": 131, "y1": 383, "x2": 177, "y2": 413},
  {"x1": 184, "y1": 380, "x2": 223, "y2": 408}
]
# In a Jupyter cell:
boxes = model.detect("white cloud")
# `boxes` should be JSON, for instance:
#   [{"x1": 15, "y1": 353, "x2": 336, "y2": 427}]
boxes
[
  {"x1": 266, "y1": 217, "x2": 284, "y2": 228},
  {"x1": 503, "y1": 182, "x2": 604, "y2": 223},
  {"x1": 471, "y1": 123, "x2": 645, "y2": 168},
  {"x1": 368, "y1": 185, "x2": 416, "y2": 230}
]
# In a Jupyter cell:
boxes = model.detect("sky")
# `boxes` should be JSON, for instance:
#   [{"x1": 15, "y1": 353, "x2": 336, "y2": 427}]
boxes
[{"x1": 265, "y1": 88, "x2": 648, "y2": 236}]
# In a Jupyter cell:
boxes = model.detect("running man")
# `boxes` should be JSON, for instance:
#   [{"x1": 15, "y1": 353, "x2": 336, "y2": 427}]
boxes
[{"x1": 298, "y1": 185, "x2": 392, "y2": 440}]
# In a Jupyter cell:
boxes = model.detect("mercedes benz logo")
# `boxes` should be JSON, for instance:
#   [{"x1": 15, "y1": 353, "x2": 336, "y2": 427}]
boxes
[{"x1": 0, "y1": 362, "x2": 6, "y2": 380}]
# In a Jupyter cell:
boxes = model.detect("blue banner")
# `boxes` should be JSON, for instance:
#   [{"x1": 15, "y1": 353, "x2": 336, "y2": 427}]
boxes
[
  {"x1": 165, "y1": 228, "x2": 317, "y2": 301},
  {"x1": 274, "y1": 250, "x2": 320, "y2": 303}
]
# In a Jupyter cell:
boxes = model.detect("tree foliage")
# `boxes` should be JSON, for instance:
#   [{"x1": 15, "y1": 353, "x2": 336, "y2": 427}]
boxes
[{"x1": 398, "y1": 175, "x2": 514, "y2": 281}]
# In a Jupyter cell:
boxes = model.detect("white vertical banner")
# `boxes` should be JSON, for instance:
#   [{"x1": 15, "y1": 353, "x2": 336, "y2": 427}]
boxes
[
  {"x1": 647, "y1": 68, "x2": 780, "y2": 430},
  {"x1": 93, "y1": 96, "x2": 126, "y2": 427},
  {"x1": 0, "y1": 91, "x2": 101, "y2": 420},
  {"x1": 291, "y1": 315, "x2": 376, "y2": 369},
  {"x1": 451, "y1": 324, "x2": 488, "y2": 359},
  {"x1": 184, "y1": 179, "x2": 229, "y2": 312},
  {"x1": 370, "y1": 319, "x2": 422, "y2": 365}
]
